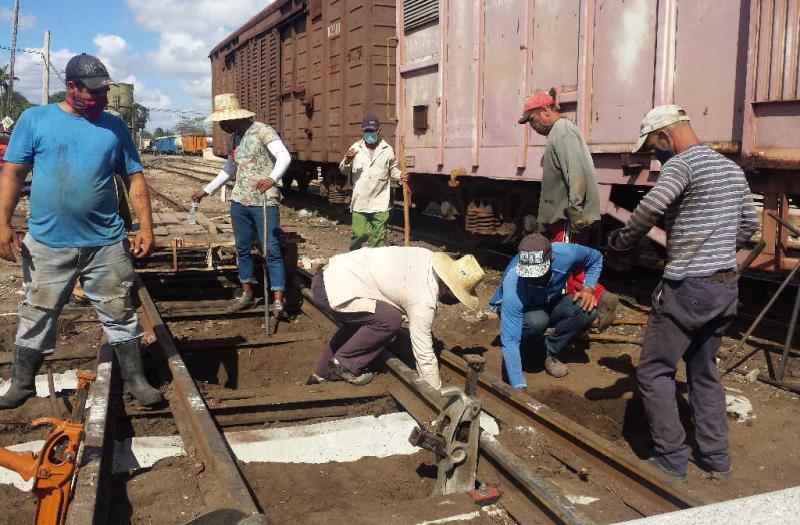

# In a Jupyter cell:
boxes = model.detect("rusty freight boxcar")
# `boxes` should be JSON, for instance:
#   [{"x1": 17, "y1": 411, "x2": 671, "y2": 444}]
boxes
[
  {"x1": 209, "y1": 0, "x2": 396, "y2": 195},
  {"x1": 397, "y1": 0, "x2": 800, "y2": 272}
]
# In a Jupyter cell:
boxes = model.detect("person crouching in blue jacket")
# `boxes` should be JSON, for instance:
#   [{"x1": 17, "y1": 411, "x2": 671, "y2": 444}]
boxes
[{"x1": 490, "y1": 233, "x2": 602, "y2": 387}]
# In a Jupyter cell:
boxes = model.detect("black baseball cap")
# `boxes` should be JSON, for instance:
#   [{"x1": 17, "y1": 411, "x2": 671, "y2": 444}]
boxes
[
  {"x1": 361, "y1": 116, "x2": 380, "y2": 132},
  {"x1": 65, "y1": 53, "x2": 115, "y2": 90},
  {"x1": 516, "y1": 234, "x2": 552, "y2": 278}
]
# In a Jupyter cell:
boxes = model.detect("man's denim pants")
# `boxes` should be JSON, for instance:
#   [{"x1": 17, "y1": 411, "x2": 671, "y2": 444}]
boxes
[
  {"x1": 16, "y1": 234, "x2": 142, "y2": 355},
  {"x1": 504, "y1": 294, "x2": 598, "y2": 387},
  {"x1": 230, "y1": 201, "x2": 286, "y2": 291}
]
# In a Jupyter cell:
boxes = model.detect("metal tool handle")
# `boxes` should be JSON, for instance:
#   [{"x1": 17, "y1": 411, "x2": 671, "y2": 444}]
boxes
[{"x1": 262, "y1": 193, "x2": 270, "y2": 337}]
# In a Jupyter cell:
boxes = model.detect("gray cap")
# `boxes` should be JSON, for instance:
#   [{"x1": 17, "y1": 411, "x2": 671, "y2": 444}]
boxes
[
  {"x1": 633, "y1": 105, "x2": 690, "y2": 152},
  {"x1": 65, "y1": 53, "x2": 115, "y2": 90}
]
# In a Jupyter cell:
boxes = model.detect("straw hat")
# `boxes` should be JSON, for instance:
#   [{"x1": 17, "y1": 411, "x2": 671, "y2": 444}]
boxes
[
  {"x1": 431, "y1": 252, "x2": 486, "y2": 311},
  {"x1": 205, "y1": 93, "x2": 256, "y2": 123}
]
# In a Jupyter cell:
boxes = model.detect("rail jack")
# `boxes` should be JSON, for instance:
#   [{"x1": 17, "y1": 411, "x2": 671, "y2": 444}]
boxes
[
  {"x1": 0, "y1": 370, "x2": 96, "y2": 525},
  {"x1": 409, "y1": 354, "x2": 485, "y2": 496}
]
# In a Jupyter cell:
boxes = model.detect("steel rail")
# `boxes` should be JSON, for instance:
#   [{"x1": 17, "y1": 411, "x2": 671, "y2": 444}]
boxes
[
  {"x1": 296, "y1": 268, "x2": 702, "y2": 518},
  {"x1": 435, "y1": 350, "x2": 704, "y2": 512},
  {"x1": 136, "y1": 276, "x2": 268, "y2": 524},
  {"x1": 297, "y1": 282, "x2": 595, "y2": 525}
]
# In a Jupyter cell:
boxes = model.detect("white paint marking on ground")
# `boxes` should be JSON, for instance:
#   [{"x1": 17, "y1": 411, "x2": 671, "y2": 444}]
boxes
[
  {"x1": 566, "y1": 494, "x2": 599, "y2": 505},
  {"x1": 112, "y1": 436, "x2": 186, "y2": 474},
  {"x1": 0, "y1": 440, "x2": 45, "y2": 492},
  {"x1": 615, "y1": 486, "x2": 800, "y2": 525},
  {"x1": 0, "y1": 369, "x2": 78, "y2": 398},
  {"x1": 414, "y1": 511, "x2": 481, "y2": 525},
  {"x1": 226, "y1": 412, "x2": 421, "y2": 464}
]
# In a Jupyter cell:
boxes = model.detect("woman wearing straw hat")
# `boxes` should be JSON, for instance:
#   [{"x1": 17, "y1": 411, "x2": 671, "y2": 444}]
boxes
[
  {"x1": 307, "y1": 247, "x2": 486, "y2": 388},
  {"x1": 191, "y1": 93, "x2": 292, "y2": 317}
]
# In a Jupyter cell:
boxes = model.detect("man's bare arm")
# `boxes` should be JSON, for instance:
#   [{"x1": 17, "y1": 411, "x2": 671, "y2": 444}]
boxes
[
  {"x1": 0, "y1": 162, "x2": 30, "y2": 261},
  {"x1": 126, "y1": 172, "x2": 154, "y2": 258}
]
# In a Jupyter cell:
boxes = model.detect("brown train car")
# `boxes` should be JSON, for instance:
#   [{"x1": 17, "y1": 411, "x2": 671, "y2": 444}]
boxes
[
  {"x1": 209, "y1": 0, "x2": 397, "y2": 192},
  {"x1": 180, "y1": 135, "x2": 207, "y2": 155}
]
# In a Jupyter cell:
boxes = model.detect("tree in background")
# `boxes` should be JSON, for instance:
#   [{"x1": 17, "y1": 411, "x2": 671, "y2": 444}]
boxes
[
  {"x1": 174, "y1": 116, "x2": 209, "y2": 136},
  {"x1": 132, "y1": 103, "x2": 150, "y2": 134},
  {"x1": 49, "y1": 90, "x2": 66, "y2": 103},
  {"x1": 153, "y1": 127, "x2": 171, "y2": 137}
]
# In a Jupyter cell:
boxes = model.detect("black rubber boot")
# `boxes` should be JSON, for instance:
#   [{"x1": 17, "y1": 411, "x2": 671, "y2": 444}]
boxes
[
  {"x1": 0, "y1": 345, "x2": 45, "y2": 409},
  {"x1": 112, "y1": 339, "x2": 165, "y2": 407}
]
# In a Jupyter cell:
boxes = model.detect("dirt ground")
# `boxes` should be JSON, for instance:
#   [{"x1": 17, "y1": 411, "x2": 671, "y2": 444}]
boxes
[
  {"x1": 4, "y1": 160, "x2": 799, "y2": 524},
  {"x1": 269, "y1": 183, "x2": 800, "y2": 506}
]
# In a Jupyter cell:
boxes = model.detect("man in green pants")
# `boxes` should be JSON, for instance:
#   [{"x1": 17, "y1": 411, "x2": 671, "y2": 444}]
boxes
[{"x1": 340, "y1": 116, "x2": 407, "y2": 250}]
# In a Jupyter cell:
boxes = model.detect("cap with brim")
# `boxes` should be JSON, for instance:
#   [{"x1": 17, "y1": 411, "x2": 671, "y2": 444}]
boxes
[
  {"x1": 633, "y1": 104, "x2": 691, "y2": 152},
  {"x1": 431, "y1": 252, "x2": 486, "y2": 311},
  {"x1": 516, "y1": 250, "x2": 551, "y2": 278},
  {"x1": 361, "y1": 116, "x2": 380, "y2": 132},
  {"x1": 518, "y1": 92, "x2": 555, "y2": 124},
  {"x1": 65, "y1": 53, "x2": 115, "y2": 90},
  {"x1": 79, "y1": 76, "x2": 115, "y2": 90},
  {"x1": 205, "y1": 93, "x2": 256, "y2": 123}
]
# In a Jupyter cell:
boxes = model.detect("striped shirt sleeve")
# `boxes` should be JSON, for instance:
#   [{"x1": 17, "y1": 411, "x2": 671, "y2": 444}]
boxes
[
  {"x1": 737, "y1": 187, "x2": 760, "y2": 246},
  {"x1": 615, "y1": 160, "x2": 691, "y2": 250}
]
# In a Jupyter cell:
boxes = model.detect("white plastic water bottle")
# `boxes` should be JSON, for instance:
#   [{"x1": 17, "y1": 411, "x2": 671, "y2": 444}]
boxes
[{"x1": 186, "y1": 201, "x2": 199, "y2": 225}]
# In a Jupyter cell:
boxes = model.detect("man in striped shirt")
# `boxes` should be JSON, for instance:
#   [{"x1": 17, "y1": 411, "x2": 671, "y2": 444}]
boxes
[{"x1": 609, "y1": 105, "x2": 759, "y2": 481}]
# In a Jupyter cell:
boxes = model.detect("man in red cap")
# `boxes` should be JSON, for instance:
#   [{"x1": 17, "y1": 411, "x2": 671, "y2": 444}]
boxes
[{"x1": 518, "y1": 90, "x2": 617, "y2": 331}]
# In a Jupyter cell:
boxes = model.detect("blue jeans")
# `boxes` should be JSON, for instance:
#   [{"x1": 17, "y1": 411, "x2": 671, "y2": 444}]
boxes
[
  {"x1": 230, "y1": 201, "x2": 285, "y2": 291},
  {"x1": 16, "y1": 234, "x2": 142, "y2": 354},
  {"x1": 504, "y1": 294, "x2": 597, "y2": 387}
]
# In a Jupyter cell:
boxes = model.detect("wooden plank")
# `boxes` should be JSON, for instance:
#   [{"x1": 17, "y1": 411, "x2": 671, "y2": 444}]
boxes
[
  {"x1": 65, "y1": 343, "x2": 116, "y2": 525},
  {"x1": 205, "y1": 381, "x2": 389, "y2": 404}
]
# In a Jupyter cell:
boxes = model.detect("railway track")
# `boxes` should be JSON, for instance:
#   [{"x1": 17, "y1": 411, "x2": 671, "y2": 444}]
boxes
[
  {"x1": 53, "y1": 263, "x2": 703, "y2": 524},
  {"x1": 2, "y1": 159, "x2": 793, "y2": 523}
]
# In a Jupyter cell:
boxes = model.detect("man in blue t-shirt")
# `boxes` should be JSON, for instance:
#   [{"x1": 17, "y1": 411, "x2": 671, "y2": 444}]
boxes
[
  {"x1": 490, "y1": 233, "x2": 602, "y2": 387},
  {"x1": 0, "y1": 54, "x2": 163, "y2": 409}
]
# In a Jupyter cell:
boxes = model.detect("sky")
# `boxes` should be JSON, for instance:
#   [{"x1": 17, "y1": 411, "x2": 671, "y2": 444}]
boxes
[{"x1": 0, "y1": 0, "x2": 275, "y2": 131}]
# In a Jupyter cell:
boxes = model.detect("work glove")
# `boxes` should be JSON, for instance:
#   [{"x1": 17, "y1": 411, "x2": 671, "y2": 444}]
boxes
[
  {"x1": 564, "y1": 206, "x2": 591, "y2": 234},
  {"x1": 607, "y1": 228, "x2": 630, "y2": 253}
]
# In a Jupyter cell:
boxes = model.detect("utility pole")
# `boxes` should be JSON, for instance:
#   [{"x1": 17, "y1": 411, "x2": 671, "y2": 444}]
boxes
[
  {"x1": 6, "y1": 0, "x2": 20, "y2": 116},
  {"x1": 41, "y1": 30, "x2": 50, "y2": 105}
]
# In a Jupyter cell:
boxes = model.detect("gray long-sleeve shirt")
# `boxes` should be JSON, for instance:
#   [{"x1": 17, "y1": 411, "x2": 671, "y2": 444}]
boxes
[
  {"x1": 612, "y1": 143, "x2": 760, "y2": 280},
  {"x1": 537, "y1": 117, "x2": 601, "y2": 230}
]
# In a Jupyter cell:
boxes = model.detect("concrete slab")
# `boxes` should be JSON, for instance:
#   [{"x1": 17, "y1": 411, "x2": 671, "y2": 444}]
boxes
[
  {"x1": 0, "y1": 440, "x2": 45, "y2": 491},
  {"x1": 615, "y1": 486, "x2": 800, "y2": 525},
  {"x1": 226, "y1": 412, "x2": 421, "y2": 464},
  {"x1": 112, "y1": 435, "x2": 186, "y2": 474},
  {"x1": 0, "y1": 369, "x2": 78, "y2": 398}
]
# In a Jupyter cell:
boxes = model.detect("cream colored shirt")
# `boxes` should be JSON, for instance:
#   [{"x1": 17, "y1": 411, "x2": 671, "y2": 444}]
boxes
[
  {"x1": 322, "y1": 247, "x2": 442, "y2": 390},
  {"x1": 339, "y1": 139, "x2": 402, "y2": 213}
]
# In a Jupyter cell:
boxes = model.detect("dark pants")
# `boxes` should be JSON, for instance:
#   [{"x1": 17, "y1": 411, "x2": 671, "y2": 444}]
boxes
[
  {"x1": 312, "y1": 272, "x2": 403, "y2": 377},
  {"x1": 522, "y1": 294, "x2": 599, "y2": 356},
  {"x1": 637, "y1": 276, "x2": 737, "y2": 474}
]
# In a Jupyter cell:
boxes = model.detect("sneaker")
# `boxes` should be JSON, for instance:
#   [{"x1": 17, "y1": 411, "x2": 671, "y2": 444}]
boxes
[
  {"x1": 708, "y1": 468, "x2": 732, "y2": 480},
  {"x1": 225, "y1": 290, "x2": 254, "y2": 313},
  {"x1": 305, "y1": 373, "x2": 342, "y2": 385},
  {"x1": 647, "y1": 457, "x2": 687, "y2": 482},
  {"x1": 327, "y1": 357, "x2": 375, "y2": 386},
  {"x1": 544, "y1": 354, "x2": 569, "y2": 378},
  {"x1": 596, "y1": 291, "x2": 620, "y2": 332},
  {"x1": 273, "y1": 299, "x2": 290, "y2": 321}
]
